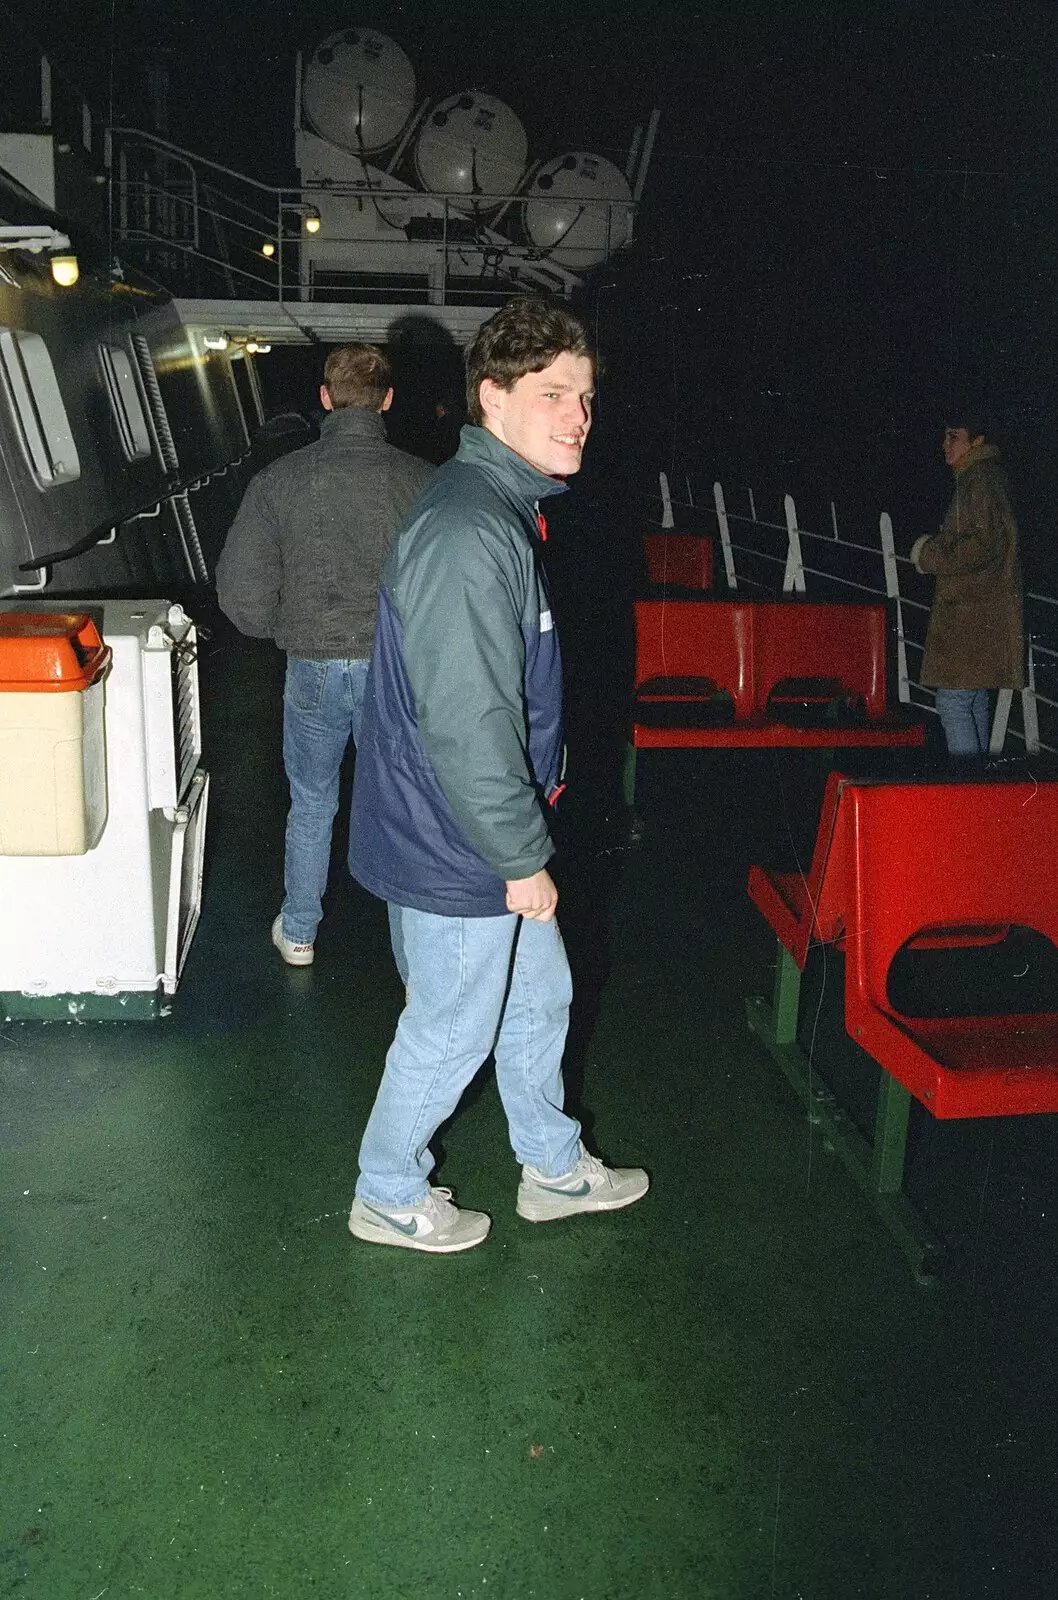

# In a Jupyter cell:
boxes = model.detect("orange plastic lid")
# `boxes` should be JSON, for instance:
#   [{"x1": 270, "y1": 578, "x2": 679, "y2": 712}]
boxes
[{"x1": 0, "y1": 612, "x2": 112, "y2": 691}]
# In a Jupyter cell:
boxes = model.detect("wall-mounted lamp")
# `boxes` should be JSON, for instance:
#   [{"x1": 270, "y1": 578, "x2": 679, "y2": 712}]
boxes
[
  {"x1": 261, "y1": 241, "x2": 276, "y2": 258},
  {"x1": 49, "y1": 253, "x2": 80, "y2": 287},
  {"x1": 303, "y1": 209, "x2": 321, "y2": 234},
  {"x1": 0, "y1": 225, "x2": 79, "y2": 290},
  {"x1": 203, "y1": 333, "x2": 230, "y2": 351}
]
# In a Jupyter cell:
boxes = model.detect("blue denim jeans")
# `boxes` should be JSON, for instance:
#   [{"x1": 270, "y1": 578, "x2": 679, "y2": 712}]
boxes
[
  {"x1": 935, "y1": 688, "x2": 991, "y2": 758},
  {"x1": 357, "y1": 909, "x2": 582, "y2": 1208},
  {"x1": 281, "y1": 656, "x2": 369, "y2": 943}
]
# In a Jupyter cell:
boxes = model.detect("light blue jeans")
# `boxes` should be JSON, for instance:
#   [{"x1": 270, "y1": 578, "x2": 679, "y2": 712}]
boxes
[
  {"x1": 281, "y1": 656, "x2": 369, "y2": 943},
  {"x1": 935, "y1": 688, "x2": 991, "y2": 758},
  {"x1": 357, "y1": 909, "x2": 582, "y2": 1209}
]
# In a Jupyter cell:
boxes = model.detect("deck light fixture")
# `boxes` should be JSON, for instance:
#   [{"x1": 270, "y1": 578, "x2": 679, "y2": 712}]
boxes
[
  {"x1": 261, "y1": 240, "x2": 276, "y2": 258},
  {"x1": 0, "y1": 226, "x2": 80, "y2": 289},
  {"x1": 203, "y1": 333, "x2": 230, "y2": 351},
  {"x1": 49, "y1": 253, "x2": 80, "y2": 287},
  {"x1": 303, "y1": 209, "x2": 321, "y2": 234}
]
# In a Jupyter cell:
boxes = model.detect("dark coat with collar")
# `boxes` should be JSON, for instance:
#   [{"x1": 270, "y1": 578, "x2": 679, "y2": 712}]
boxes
[
  {"x1": 916, "y1": 443, "x2": 1024, "y2": 689},
  {"x1": 216, "y1": 407, "x2": 433, "y2": 659},
  {"x1": 348, "y1": 425, "x2": 567, "y2": 917}
]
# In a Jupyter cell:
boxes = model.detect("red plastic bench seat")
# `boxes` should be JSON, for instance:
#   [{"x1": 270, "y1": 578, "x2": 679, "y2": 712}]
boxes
[
  {"x1": 632, "y1": 716, "x2": 923, "y2": 748},
  {"x1": 629, "y1": 599, "x2": 924, "y2": 757},
  {"x1": 882, "y1": 1014, "x2": 1058, "y2": 1117},
  {"x1": 748, "y1": 769, "x2": 849, "y2": 966},
  {"x1": 750, "y1": 774, "x2": 1058, "y2": 1120}
]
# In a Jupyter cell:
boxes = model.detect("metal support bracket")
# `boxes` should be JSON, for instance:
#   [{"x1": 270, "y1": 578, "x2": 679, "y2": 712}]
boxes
[{"x1": 746, "y1": 941, "x2": 945, "y2": 1283}]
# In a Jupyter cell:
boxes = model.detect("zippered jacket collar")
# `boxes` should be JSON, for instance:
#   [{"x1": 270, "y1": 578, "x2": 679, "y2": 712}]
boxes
[{"x1": 454, "y1": 424, "x2": 570, "y2": 506}]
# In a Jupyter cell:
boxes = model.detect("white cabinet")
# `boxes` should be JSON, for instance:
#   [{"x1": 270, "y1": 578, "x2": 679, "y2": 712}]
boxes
[{"x1": 0, "y1": 598, "x2": 209, "y2": 1019}]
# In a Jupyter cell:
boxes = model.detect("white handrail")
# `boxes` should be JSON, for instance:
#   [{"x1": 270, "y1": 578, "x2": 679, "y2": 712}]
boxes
[{"x1": 665, "y1": 473, "x2": 1056, "y2": 755}]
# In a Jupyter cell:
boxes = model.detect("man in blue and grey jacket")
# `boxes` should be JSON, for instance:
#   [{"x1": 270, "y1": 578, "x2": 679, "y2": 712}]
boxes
[{"x1": 347, "y1": 297, "x2": 649, "y2": 1253}]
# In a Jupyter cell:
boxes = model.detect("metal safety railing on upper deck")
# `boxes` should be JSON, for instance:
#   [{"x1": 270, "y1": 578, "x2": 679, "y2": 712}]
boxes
[
  {"x1": 652, "y1": 468, "x2": 1055, "y2": 757},
  {"x1": 106, "y1": 128, "x2": 636, "y2": 307}
]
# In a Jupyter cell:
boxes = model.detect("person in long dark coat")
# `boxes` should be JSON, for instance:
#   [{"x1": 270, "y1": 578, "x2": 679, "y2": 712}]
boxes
[{"x1": 910, "y1": 417, "x2": 1024, "y2": 758}]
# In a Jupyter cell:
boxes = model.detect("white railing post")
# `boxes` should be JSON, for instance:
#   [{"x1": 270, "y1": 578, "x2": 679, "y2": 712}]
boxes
[
  {"x1": 1022, "y1": 643, "x2": 1041, "y2": 755},
  {"x1": 782, "y1": 494, "x2": 806, "y2": 592},
  {"x1": 658, "y1": 471, "x2": 674, "y2": 530},
  {"x1": 879, "y1": 511, "x2": 911, "y2": 703},
  {"x1": 713, "y1": 481, "x2": 737, "y2": 590},
  {"x1": 990, "y1": 690, "x2": 1012, "y2": 754}
]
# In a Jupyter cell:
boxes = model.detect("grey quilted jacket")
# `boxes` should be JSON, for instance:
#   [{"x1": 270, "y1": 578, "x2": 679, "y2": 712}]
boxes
[{"x1": 216, "y1": 407, "x2": 433, "y2": 659}]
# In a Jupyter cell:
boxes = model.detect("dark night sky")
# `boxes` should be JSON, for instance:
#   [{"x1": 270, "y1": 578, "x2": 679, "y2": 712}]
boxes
[{"x1": 20, "y1": 0, "x2": 1058, "y2": 576}]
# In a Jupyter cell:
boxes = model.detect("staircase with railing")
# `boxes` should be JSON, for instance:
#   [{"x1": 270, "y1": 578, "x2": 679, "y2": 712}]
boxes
[{"x1": 106, "y1": 127, "x2": 640, "y2": 345}]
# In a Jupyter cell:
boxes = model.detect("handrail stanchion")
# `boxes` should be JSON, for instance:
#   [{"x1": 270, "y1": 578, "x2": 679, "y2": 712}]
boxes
[
  {"x1": 1022, "y1": 643, "x2": 1041, "y2": 755},
  {"x1": 879, "y1": 511, "x2": 911, "y2": 704},
  {"x1": 713, "y1": 481, "x2": 737, "y2": 591},
  {"x1": 782, "y1": 493, "x2": 806, "y2": 593},
  {"x1": 990, "y1": 690, "x2": 1012, "y2": 754},
  {"x1": 658, "y1": 471, "x2": 674, "y2": 530}
]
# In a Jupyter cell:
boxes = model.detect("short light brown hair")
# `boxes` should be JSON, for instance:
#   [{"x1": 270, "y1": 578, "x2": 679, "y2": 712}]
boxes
[
  {"x1": 465, "y1": 297, "x2": 595, "y2": 426},
  {"x1": 323, "y1": 343, "x2": 391, "y2": 409}
]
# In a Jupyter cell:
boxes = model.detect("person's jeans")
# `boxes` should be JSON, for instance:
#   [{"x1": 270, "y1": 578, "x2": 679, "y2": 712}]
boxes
[
  {"x1": 934, "y1": 688, "x2": 991, "y2": 759},
  {"x1": 281, "y1": 656, "x2": 369, "y2": 943},
  {"x1": 357, "y1": 909, "x2": 582, "y2": 1209}
]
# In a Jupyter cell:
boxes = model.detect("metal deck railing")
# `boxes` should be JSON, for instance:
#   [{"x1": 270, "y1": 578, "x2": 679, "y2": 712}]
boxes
[
  {"x1": 106, "y1": 127, "x2": 637, "y2": 311},
  {"x1": 652, "y1": 469, "x2": 1054, "y2": 756}
]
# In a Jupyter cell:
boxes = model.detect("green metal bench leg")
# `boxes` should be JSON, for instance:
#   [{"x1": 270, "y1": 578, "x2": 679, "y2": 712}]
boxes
[
  {"x1": 745, "y1": 935, "x2": 944, "y2": 1282},
  {"x1": 622, "y1": 741, "x2": 637, "y2": 808},
  {"x1": 772, "y1": 942, "x2": 801, "y2": 1045},
  {"x1": 871, "y1": 1072, "x2": 911, "y2": 1195}
]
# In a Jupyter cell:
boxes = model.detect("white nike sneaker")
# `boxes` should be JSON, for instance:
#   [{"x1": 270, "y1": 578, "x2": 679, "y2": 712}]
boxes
[
  {"x1": 348, "y1": 1186, "x2": 491, "y2": 1253},
  {"x1": 271, "y1": 915, "x2": 314, "y2": 967},
  {"x1": 516, "y1": 1145, "x2": 650, "y2": 1223}
]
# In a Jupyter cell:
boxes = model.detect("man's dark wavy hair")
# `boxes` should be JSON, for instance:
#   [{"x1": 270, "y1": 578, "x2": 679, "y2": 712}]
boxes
[{"x1": 465, "y1": 296, "x2": 596, "y2": 426}]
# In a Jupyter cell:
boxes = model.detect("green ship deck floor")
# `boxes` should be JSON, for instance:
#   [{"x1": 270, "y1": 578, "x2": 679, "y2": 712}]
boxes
[{"x1": 3, "y1": 619, "x2": 1057, "y2": 1598}]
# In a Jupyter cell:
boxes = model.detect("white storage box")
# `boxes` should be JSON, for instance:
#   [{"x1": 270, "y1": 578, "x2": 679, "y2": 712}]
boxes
[
  {"x1": 0, "y1": 599, "x2": 208, "y2": 1019},
  {"x1": 0, "y1": 612, "x2": 111, "y2": 855}
]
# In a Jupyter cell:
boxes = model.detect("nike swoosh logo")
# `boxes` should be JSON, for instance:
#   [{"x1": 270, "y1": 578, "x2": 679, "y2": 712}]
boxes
[
  {"x1": 365, "y1": 1206, "x2": 419, "y2": 1236},
  {"x1": 537, "y1": 1180, "x2": 591, "y2": 1197}
]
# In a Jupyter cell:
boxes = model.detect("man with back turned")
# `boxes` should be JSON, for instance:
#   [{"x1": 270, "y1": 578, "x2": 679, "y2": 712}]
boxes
[{"x1": 217, "y1": 343, "x2": 432, "y2": 965}]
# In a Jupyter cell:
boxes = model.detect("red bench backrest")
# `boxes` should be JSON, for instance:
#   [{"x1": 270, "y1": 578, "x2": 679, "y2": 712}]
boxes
[
  {"x1": 845, "y1": 781, "x2": 1058, "y2": 1017},
  {"x1": 633, "y1": 601, "x2": 755, "y2": 717},
  {"x1": 643, "y1": 534, "x2": 714, "y2": 590},
  {"x1": 753, "y1": 602, "x2": 887, "y2": 716}
]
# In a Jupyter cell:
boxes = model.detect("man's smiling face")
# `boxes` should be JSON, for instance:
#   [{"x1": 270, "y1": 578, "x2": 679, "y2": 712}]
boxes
[{"x1": 479, "y1": 351, "x2": 595, "y2": 477}]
